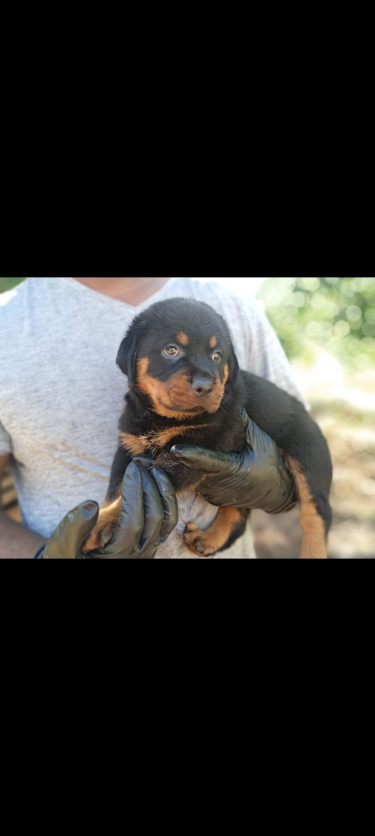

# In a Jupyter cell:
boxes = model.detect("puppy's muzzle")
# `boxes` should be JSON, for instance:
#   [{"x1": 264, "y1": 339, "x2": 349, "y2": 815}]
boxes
[{"x1": 191, "y1": 375, "x2": 215, "y2": 396}]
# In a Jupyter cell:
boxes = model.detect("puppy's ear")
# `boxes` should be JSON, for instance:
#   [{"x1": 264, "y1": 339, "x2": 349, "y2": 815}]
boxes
[
  {"x1": 227, "y1": 339, "x2": 240, "y2": 387},
  {"x1": 116, "y1": 314, "x2": 148, "y2": 388}
]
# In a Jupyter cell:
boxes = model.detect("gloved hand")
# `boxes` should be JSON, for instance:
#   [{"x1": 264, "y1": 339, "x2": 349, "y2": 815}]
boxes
[
  {"x1": 33, "y1": 457, "x2": 178, "y2": 559},
  {"x1": 171, "y1": 409, "x2": 297, "y2": 514}
]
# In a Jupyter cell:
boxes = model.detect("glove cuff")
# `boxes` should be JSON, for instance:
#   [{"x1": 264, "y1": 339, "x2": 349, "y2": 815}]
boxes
[{"x1": 32, "y1": 544, "x2": 46, "y2": 559}]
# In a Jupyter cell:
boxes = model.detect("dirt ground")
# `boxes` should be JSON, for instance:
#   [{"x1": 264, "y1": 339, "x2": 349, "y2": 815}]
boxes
[{"x1": 253, "y1": 364, "x2": 375, "y2": 559}]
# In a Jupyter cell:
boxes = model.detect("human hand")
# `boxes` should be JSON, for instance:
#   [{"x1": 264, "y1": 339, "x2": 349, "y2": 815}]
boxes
[
  {"x1": 32, "y1": 501, "x2": 100, "y2": 559},
  {"x1": 171, "y1": 409, "x2": 297, "y2": 513},
  {"x1": 34, "y1": 457, "x2": 178, "y2": 559}
]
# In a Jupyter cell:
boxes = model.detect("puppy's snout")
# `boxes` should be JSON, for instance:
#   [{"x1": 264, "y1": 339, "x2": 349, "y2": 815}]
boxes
[{"x1": 191, "y1": 376, "x2": 214, "y2": 396}]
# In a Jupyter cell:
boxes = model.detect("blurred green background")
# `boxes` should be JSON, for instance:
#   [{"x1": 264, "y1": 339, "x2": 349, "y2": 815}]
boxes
[
  {"x1": 0, "y1": 277, "x2": 25, "y2": 292},
  {"x1": 258, "y1": 277, "x2": 375, "y2": 372},
  {"x1": 255, "y1": 277, "x2": 374, "y2": 558}
]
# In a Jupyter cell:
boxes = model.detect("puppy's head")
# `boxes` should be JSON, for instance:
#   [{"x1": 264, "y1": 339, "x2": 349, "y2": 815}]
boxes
[{"x1": 117, "y1": 298, "x2": 239, "y2": 418}]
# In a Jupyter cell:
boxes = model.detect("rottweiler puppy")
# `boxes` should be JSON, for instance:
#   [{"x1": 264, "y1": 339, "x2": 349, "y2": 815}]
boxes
[{"x1": 83, "y1": 298, "x2": 332, "y2": 558}]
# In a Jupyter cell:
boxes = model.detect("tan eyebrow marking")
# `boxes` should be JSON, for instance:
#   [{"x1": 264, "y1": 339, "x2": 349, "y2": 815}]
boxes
[
  {"x1": 176, "y1": 332, "x2": 189, "y2": 346},
  {"x1": 210, "y1": 336, "x2": 217, "y2": 349}
]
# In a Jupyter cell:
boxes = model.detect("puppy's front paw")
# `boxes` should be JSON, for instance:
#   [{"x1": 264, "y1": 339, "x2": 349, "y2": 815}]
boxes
[
  {"x1": 82, "y1": 521, "x2": 115, "y2": 553},
  {"x1": 82, "y1": 495, "x2": 122, "y2": 553}
]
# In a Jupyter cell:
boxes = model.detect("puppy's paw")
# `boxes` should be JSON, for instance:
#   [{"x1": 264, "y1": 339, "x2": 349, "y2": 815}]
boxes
[
  {"x1": 82, "y1": 521, "x2": 115, "y2": 553},
  {"x1": 183, "y1": 522, "x2": 218, "y2": 557}
]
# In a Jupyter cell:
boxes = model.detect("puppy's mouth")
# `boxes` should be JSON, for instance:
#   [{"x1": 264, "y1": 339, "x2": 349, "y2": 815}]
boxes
[
  {"x1": 161, "y1": 403, "x2": 207, "y2": 414},
  {"x1": 157, "y1": 377, "x2": 226, "y2": 416},
  {"x1": 135, "y1": 361, "x2": 227, "y2": 418}
]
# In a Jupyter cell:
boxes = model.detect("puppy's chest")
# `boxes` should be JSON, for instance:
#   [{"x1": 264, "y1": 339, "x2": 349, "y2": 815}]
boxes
[{"x1": 121, "y1": 412, "x2": 246, "y2": 491}]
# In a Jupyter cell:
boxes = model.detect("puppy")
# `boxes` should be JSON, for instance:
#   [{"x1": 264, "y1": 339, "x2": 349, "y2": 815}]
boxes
[{"x1": 83, "y1": 298, "x2": 332, "y2": 558}]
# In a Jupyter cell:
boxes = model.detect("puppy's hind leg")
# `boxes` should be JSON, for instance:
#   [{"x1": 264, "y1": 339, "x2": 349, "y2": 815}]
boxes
[
  {"x1": 183, "y1": 507, "x2": 248, "y2": 557},
  {"x1": 287, "y1": 457, "x2": 332, "y2": 559}
]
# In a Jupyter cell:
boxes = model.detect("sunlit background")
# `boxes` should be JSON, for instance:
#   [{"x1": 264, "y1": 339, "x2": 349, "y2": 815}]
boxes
[{"x1": 1, "y1": 277, "x2": 374, "y2": 558}]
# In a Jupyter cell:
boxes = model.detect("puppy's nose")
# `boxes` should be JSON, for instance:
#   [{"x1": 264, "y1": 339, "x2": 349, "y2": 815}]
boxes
[{"x1": 192, "y1": 376, "x2": 214, "y2": 396}]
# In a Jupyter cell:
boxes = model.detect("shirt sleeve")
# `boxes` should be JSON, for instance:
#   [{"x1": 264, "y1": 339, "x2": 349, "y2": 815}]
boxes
[{"x1": 0, "y1": 421, "x2": 13, "y2": 456}]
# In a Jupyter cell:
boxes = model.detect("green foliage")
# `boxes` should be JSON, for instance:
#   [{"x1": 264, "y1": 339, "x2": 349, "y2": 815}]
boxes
[
  {"x1": 258, "y1": 277, "x2": 375, "y2": 371},
  {"x1": 0, "y1": 277, "x2": 25, "y2": 292}
]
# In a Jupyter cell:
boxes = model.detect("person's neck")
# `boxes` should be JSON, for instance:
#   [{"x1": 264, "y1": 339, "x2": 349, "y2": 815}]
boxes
[{"x1": 73, "y1": 277, "x2": 170, "y2": 306}]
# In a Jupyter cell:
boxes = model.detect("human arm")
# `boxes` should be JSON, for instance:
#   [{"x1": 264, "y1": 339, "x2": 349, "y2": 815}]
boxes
[{"x1": 0, "y1": 455, "x2": 46, "y2": 559}]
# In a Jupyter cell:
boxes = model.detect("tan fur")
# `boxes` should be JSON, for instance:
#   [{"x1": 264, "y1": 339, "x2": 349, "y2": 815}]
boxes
[
  {"x1": 83, "y1": 348, "x2": 232, "y2": 554},
  {"x1": 121, "y1": 432, "x2": 147, "y2": 456},
  {"x1": 286, "y1": 456, "x2": 327, "y2": 559},
  {"x1": 122, "y1": 426, "x2": 207, "y2": 456},
  {"x1": 82, "y1": 493, "x2": 122, "y2": 552},
  {"x1": 147, "y1": 425, "x2": 208, "y2": 453},
  {"x1": 183, "y1": 507, "x2": 243, "y2": 557},
  {"x1": 136, "y1": 358, "x2": 226, "y2": 418},
  {"x1": 176, "y1": 332, "x2": 189, "y2": 346}
]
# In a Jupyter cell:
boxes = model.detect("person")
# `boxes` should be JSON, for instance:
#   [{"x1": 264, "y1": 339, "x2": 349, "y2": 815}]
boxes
[{"x1": 0, "y1": 277, "x2": 305, "y2": 559}]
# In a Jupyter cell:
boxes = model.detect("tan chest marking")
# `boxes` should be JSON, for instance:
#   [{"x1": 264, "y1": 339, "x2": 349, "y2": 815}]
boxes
[
  {"x1": 150, "y1": 424, "x2": 207, "y2": 451},
  {"x1": 121, "y1": 424, "x2": 207, "y2": 456},
  {"x1": 120, "y1": 433, "x2": 148, "y2": 456}
]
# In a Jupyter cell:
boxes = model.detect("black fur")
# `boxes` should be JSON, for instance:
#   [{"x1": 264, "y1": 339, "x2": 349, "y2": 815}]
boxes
[{"x1": 107, "y1": 298, "x2": 333, "y2": 552}]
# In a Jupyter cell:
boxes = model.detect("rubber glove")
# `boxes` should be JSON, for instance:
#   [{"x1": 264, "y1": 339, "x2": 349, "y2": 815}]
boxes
[
  {"x1": 33, "y1": 457, "x2": 178, "y2": 559},
  {"x1": 171, "y1": 409, "x2": 297, "y2": 513}
]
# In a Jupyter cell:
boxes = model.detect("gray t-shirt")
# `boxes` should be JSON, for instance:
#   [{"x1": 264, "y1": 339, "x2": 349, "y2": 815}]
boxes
[{"x1": 0, "y1": 277, "x2": 306, "y2": 558}]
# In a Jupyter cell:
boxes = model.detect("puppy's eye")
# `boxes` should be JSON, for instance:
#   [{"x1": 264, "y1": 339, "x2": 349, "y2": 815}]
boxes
[
  {"x1": 163, "y1": 345, "x2": 180, "y2": 357},
  {"x1": 212, "y1": 351, "x2": 222, "y2": 362}
]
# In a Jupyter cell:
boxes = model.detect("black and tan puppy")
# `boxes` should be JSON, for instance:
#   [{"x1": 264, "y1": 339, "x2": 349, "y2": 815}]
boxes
[{"x1": 83, "y1": 298, "x2": 332, "y2": 558}]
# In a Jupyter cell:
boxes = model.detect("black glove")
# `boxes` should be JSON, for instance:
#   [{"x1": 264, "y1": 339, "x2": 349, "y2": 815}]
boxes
[
  {"x1": 171, "y1": 409, "x2": 297, "y2": 513},
  {"x1": 33, "y1": 457, "x2": 178, "y2": 559}
]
